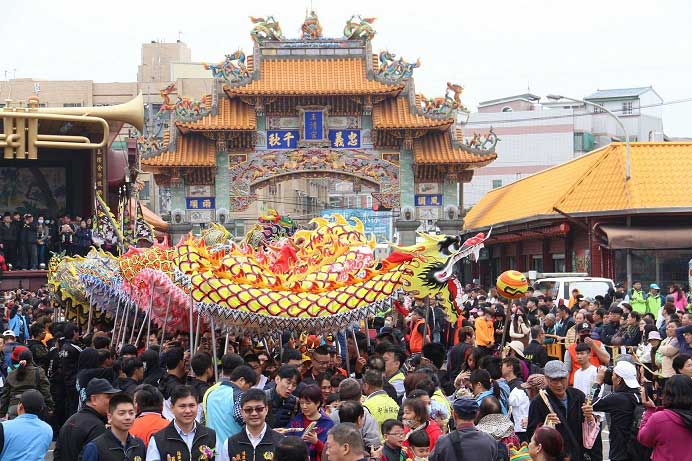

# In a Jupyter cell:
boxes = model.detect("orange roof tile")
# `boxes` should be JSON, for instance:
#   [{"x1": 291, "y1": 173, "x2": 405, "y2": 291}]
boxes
[
  {"x1": 372, "y1": 95, "x2": 453, "y2": 129},
  {"x1": 414, "y1": 131, "x2": 497, "y2": 165},
  {"x1": 142, "y1": 135, "x2": 215, "y2": 167},
  {"x1": 464, "y1": 142, "x2": 692, "y2": 230},
  {"x1": 224, "y1": 58, "x2": 404, "y2": 96},
  {"x1": 176, "y1": 97, "x2": 256, "y2": 132}
]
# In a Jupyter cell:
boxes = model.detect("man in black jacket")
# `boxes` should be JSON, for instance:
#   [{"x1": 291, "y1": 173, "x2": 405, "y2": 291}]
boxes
[
  {"x1": 588, "y1": 361, "x2": 641, "y2": 461},
  {"x1": 523, "y1": 326, "x2": 549, "y2": 369},
  {"x1": 158, "y1": 347, "x2": 187, "y2": 418},
  {"x1": 223, "y1": 388, "x2": 284, "y2": 461},
  {"x1": 265, "y1": 364, "x2": 300, "y2": 428},
  {"x1": 54, "y1": 378, "x2": 121, "y2": 461},
  {"x1": 602, "y1": 306, "x2": 623, "y2": 346},
  {"x1": 60, "y1": 323, "x2": 83, "y2": 416},
  {"x1": 17, "y1": 214, "x2": 38, "y2": 270},
  {"x1": 0, "y1": 212, "x2": 18, "y2": 268},
  {"x1": 527, "y1": 360, "x2": 598, "y2": 461},
  {"x1": 147, "y1": 385, "x2": 218, "y2": 460},
  {"x1": 82, "y1": 393, "x2": 146, "y2": 461}
]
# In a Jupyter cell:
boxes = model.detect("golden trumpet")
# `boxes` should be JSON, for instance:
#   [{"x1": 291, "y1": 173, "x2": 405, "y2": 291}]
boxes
[{"x1": 1, "y1": 93, "x2": 144, "y2": 160}]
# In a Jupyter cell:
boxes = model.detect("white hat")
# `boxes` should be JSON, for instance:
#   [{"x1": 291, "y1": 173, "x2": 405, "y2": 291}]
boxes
[
  {"x1": 613, "y1": 361, "x2": 639, "y2": 389},
  {"x1": 2, "y1": 330, "x2": 15, "y2": 338},
  {"x1": 647, "y1": 331, "x2": 662, "y2": 341},
  {"x1": 507, "y1": 340, "x2": 525, "y2": 358}
]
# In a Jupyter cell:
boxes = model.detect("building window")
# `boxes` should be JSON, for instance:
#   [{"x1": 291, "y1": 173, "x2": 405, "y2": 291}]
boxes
[
  {"x1": 531, "y1": 255, "x2": 543, "y2": 272},
  {"x1": 63, "y1": 103, "x2": 83, "y2": 107},
  {"x1": 501, "y1": 106, "x2": 513, "y2": 112},
  {"x1": 552, "y1": 254, "x2": 566, "y2": 272},
  {"x1": 574, "y1": 133, "x2": 584, "y2": 152},
  {"x1": 593, "y1": 106, "x2": 606, "y2": 114},
  {"x1": 622, "y1": 101, "x2": 633, "y2": 115},
  {"x1": 492, "y1": 179, "x2": 502, "y2": 189}
]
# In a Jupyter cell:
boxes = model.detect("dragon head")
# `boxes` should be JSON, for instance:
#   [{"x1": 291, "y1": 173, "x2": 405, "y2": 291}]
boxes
[{"x1": 394, "y1": 232, "x2": 487, "y2": 319}]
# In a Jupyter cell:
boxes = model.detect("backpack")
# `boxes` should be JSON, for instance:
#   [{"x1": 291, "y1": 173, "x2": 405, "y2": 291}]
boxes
[{"x1": 627, "y1": 397, "x2": 653, "y2": 461}]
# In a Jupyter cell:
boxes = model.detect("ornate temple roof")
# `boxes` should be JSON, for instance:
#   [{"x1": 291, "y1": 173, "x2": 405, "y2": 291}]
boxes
[
  {"x1": 141, "y1": 135, "x2": 215, "y2": 167},
  {"x1": 176, "y1": 97, "x2": 256, "y2": 133},
  {"x1": 413, "y1": 130, "x2": 497, "y2": 166},
  {"x1": 372, "y1": 95, "x2": 453, "y2": 129},
  {"x1": 223, "y1": 58, "x2": 404, "y2": 96}
]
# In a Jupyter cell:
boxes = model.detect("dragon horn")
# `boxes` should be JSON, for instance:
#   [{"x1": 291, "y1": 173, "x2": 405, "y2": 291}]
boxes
[
  {"x1": 310, "y1": 217, "x2": 329, "y2": 227},
  {"x1": 333, "y1": 214, "x2": 349, "y2": 225},
  {"x1": 351, "y1": 217, "x2": 365, "y2": 234}
]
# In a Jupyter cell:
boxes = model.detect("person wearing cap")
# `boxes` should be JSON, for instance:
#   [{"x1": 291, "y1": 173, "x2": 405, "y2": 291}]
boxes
[
  {"x1": 1, "y1": 330, "x2": 18, "y2": 369},
  {"x1": 585, "y1": 361, "x2": 642, "y2": 461},
  {"x1": 0, "y1": 389, "x2": 53, "y2": 461},
  {"x1": 645, "y1": 284, "x2": 663, "y2": 320},
  {"x1": 82, "y1": 393, "x2": 146, "y2": 461},
  {"x1": 563, "y1": 321, "x2": 609, "y2": 385},
  {"x1": 54, "y1": 378, "x2": 121, "y2": 461},
  {"x1": 627, "y1": 280, "x2": 647, "y2": 317},
  {"x1": 429, "y1": 398, "x2": 497, "y2": 461},
  {"x1": 527, "y1": 360, "x2": 592, "y2": 461}
]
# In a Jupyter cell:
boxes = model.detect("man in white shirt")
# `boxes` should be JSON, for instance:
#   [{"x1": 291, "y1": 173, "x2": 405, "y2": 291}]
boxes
[
  {"x1": 220, "y1": 388, "x2": 284, "y2": 461},
  {"x1": 146, "y1": 385, "x2": 219, "y2": 461},
  {"x1": 572, "y1": 342, "x2": 605, "y2": 423}
]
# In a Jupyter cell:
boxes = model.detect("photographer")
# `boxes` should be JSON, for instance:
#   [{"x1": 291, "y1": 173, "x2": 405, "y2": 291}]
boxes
[{"x1": 584, "y1": 361, "x2": 642, "y2": 461}]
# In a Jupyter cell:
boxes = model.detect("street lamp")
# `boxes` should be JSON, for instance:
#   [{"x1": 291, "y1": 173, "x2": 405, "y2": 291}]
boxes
[{"x1": 546, "y1": 94, "x2": 631, "y2": 180}]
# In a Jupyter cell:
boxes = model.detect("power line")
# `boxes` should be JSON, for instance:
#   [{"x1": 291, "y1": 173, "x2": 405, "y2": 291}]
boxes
[{"x1": 464, "y1": 96, "x2": 692, "y2": 126}]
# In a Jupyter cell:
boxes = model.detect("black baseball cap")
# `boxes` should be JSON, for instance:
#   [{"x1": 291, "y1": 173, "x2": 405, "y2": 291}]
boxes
[
  {"x1": 20, "y1": 389, "x2": 46, "y2": 415},
  {"x1": 85, "y1": 378, "x2": 120, "y2": 398},
  {"x1": 576, "y1": 321, "x2": 592, "y2": 333}
]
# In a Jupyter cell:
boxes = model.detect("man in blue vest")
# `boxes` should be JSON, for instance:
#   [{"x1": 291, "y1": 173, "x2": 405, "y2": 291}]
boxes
[{"x1": 0, "y1": 389, "x2": 53, "y2": 461}]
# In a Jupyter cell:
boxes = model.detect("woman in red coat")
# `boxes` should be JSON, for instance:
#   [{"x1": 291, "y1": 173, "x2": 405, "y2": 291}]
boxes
[{"x1": 402, "y1": 397, "x2": 442, "y2": 451}]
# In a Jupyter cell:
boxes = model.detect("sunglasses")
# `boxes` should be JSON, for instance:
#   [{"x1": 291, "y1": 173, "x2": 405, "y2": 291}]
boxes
[{"x1": 243, "y1": 406, "x2": 266, "y2": 414}]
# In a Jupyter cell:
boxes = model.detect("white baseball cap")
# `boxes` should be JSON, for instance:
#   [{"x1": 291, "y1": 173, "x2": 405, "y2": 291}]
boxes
[{"x1": 613, "y1": 361, "x2": 639, "y2": 389}]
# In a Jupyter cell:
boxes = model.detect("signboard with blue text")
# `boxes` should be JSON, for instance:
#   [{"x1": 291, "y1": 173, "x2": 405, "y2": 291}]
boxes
[
  {"x1": 328, "y1": 129, "x2": 360, "y2": 148},
  {"x1": 186, "y1": 197, "x2": 215, "y2": 209},
  {"x1": 267, "y1": 130, "x2": 299, "y2": 149},
  {"x1": 415, "y1": 194, "x2": 443, "y2": 207},
  {"x1": 321, "y1": 208, "x2": 392, "y2": 241},
  {"x1": 304, "y1": 111, "x2": 323, "y2": 140}
]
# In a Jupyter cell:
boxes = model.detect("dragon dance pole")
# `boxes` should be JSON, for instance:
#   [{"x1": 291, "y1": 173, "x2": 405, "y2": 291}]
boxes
[
  {"x1": 343, "y1": 330, "x2": 351, "y2": 377},
  {"x1": 145, "y1": 285, "x2": 155, "y2": 348},
  {"x1": 189, "y1": 291, "x2": 195, "y2": 358},
  {"x1": 134, "y1": 306, "x2": 150, "y2": 347},
  {"x1": 86, "y1": 299, "x2": 94, "y2": 336},
  {"x1": 224, "y1": 330, "x2": 230, "y2": 355},
  {"x1": 110, "y1": 300, "x2": 121, "y2": 348},
  {"x1": 160, "y1": 291, "x2": 172, "y2": 345},
  {"x1": 351, "y1": 327, "x2": 360, "y2": 358},
  {"x1": 210, "y1": 316, "x2": 218, "y2": 383},
  {"x1": 194, "y1": 311, "x2": 202, "y2": 352},
  {"x1": 119, "y1": 304, "x2": 129, "y2": 351}
]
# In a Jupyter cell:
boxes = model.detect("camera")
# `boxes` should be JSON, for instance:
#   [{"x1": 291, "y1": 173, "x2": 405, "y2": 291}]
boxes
[{"x1": 603, "y1": 366, "x2": 614, "y2": 386}]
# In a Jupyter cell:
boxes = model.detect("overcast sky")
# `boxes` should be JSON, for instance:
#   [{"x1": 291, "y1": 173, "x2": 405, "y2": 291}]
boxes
[{"x1": 3, "y1": 0, "x2": 691, "y2": 136}]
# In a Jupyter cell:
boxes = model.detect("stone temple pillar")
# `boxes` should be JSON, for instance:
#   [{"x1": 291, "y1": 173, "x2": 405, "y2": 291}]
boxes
[
  {"x1": 436, "y1": 219, "x2": 464, "y2": 236},
  {"x1": 395, "y1": 219, "x2": 420, "y2": 246},
  {"x1": 168, "y1": 223, "x2": 193, "y2": 244}
]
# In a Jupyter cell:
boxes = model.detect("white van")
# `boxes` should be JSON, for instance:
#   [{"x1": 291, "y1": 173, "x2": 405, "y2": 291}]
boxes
[{"x1": 528, "y1": 272, "x2": 615, "y2": 304}]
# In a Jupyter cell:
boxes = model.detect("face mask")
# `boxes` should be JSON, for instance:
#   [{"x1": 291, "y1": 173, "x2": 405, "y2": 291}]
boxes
[
  {"x1": 427, "y1": 404, "x2": 433, "y2": 414},
  {"x1": 414, "y1": 456, "x2": 429, "y2": 461},
  {"x1": 38, "y1": 219, "x2": 44, "y2": 224}
]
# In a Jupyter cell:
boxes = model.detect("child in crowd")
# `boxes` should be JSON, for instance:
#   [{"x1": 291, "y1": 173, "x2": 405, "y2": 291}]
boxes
[{"x1": 406, "y1": 429, "x2": 431, "y2": 461}]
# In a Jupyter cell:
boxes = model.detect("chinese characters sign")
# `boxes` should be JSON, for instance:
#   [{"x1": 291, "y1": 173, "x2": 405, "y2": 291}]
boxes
[
  {"x1": 266, "y1": 130, "x2": 299, "y2": 149},
  {"x1": 186, "y1": 197, "x2": 215, "y2": 209},
  {"x1": 415, "y1": 194, "x2": 443, "y2": 207},
  {"x1": 304, "y1": 111, "x2": 323, "y2": 140},
  {"x1": 328, "y1": 129, "x2": 360, "y2": 148}
]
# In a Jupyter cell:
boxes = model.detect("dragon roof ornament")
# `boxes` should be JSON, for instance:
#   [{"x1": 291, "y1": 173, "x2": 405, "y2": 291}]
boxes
[
  {"x1": 301, "y1": 11, "x2": 323, "y2": 40},
  {"x1": 203, "y1": 50, "x2": 251, "y2": 86},
  {"x1": 460, "y1": 127, "x2": 500, "y2": 155},
  {"x1": 344, "y1": 15, "x2": 376, "y2": 40},
  {"x1": 250, "y1": 16, "x2": 284, "y2": 44},
  {"x1": 157, "y1": 83, "x2": 208, "y2": 122},
  {"x1": 420, "y1": 82, "x2": 466, "y2": 118},
  {"x1": 376, "y1": 51, "x2": 420, "y2": 83}
]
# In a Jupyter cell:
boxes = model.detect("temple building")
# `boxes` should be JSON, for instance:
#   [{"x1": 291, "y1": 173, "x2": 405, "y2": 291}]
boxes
[{"x1": 139, "y1": 13, "x2": 498, "y2": 243}]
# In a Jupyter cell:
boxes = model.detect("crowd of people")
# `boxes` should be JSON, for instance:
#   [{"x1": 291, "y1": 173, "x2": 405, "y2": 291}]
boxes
[
  {"x1": 0, "y1": 280, "x2": 690, "y2": 461},
  {"x1": 0, "y1": 211, "x2": 95, "y2": 270}
]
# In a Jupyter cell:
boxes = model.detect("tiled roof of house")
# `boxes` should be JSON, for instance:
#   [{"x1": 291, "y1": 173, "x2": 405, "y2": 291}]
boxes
[{"x1": 464, "y1": 142, "x2": 692, "y2": 230}]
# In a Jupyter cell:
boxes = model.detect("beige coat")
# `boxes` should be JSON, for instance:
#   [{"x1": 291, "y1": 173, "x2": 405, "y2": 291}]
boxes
[{"x1": 656, "y1": 336, "x2": 679, "y2": 378}]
